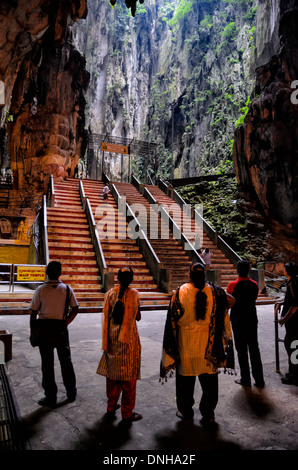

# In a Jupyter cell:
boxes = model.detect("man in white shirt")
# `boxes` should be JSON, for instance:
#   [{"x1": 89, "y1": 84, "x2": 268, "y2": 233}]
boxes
[{"x1": 30, "y1": 261, "x2": 79, "y2": 408}]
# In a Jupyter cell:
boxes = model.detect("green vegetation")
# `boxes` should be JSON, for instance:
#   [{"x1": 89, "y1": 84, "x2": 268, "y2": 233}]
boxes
[
  {"x1": 177, "y1": 176, "x2": 247, "y2": 255},
  {"x1": 164, "y1": 0, "x2": 195, "y2": 29},
  {"x1": 222, "y1": 22, "x2": 239, "y2": 41},
  {"x1": 85, "y1": 0, "x2": 258, "y2": 183},
  {"x1": 236, "y1": 95, "x2": 251, "y2": 127}
]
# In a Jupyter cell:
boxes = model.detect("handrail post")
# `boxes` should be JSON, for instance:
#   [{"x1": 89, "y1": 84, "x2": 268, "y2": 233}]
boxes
[
  {"x1": 84, "y1": 196, "x2": 113, "y2": 291},
  {"x1": 274, "y1": 304, "x2": 281, "y2": 373},
  {"x1": 42, "y1": 195, "x2": 49, "y2": 265},
  {"x1": 113, "y1": 183, "x2": 171, "y2": 293},
  {"x1": 50, "y1": 175, "x2": 55, "y2": 207},
  {"x1": 159, "y1": 178, "x2": 242, "y2": 269},
  {"x1": 79, "y1": 179, "x2": 86, "y2": 210}
]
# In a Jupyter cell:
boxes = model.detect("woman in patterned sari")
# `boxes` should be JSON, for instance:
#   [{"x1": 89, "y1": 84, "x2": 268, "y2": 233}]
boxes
[{"x1": 97, "y1": 267, "x2": 142, "y2": 422}]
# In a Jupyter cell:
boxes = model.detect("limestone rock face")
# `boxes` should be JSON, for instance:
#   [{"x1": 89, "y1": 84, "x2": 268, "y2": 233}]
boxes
[
  {"x1": 234, "y1": 4, "x2": 298, "y2": 235},
  {"x1": 0, "y1": 0, "x2": 89, "y2": 191}
]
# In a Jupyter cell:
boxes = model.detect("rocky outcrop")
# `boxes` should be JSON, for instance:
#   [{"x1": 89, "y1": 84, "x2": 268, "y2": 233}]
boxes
[
  {"x1": 0, "y1": 1, "x2": 89, "y2": 191},
  {"x1": 234, "y1": 1, "x2": 298, "y2": 239},
  {"x1": 73, "y1": 0, "x2": 258, "y2": 181}
]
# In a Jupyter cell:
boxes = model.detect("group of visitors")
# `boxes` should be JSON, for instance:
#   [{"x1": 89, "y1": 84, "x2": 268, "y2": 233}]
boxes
[{"x1": 29, "y1": 258, "x2": 298, "y2": 427}]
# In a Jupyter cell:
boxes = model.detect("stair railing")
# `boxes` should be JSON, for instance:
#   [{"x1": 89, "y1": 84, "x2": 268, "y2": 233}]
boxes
[
  {"x1": 46, "y1": 174, "x2": 55, "y2": 208},
  {"x1": 158, "y1": 179, "x2": 268, "y2": 290},
  {"x1": 41, "y1": 195, "x2": 49, "y2": 265},
  {"x1": 160, "y1": 179, "x2": 242, "y2": 268},
  {"x1": 132, "y1": 176, "x2": 209, "y2": 286},
  {"x1": 79, "y1": 179, "x2": 114, "y2": 291},
  {"x1": 131, "y1": 174, "x2": 141, "y2": 192},
  {"x1": 143, "y1": 185, "x2": 223, "y2": 286},
  {"x1": 111, "y1": 183, "x2": 172, "y2": 293}
]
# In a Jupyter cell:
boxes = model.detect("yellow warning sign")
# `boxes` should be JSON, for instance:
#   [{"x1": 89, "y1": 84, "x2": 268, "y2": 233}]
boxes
[{"x1": 16, "y1": 266, "x2": 46, "y2": 282}]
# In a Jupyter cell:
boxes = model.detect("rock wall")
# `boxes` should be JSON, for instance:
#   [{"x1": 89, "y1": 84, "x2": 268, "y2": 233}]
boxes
[
  {"x1": 234, "y1": 0, "x2": 298, "y2": 237},
  {"x1": 73, "y1": 0, "x2": 258, "y2": 180},
  {"x1": 0, "y1": 0, "x2": 89, "y2": 191}
]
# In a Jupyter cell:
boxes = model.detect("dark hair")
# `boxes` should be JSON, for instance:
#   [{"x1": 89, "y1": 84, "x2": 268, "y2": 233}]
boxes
[
  {"x1": 117, "y1": 267, "x2": 134, "y2": 298},
  {"x1": 190, "y1": 263, "x2": 207, "y2": 320},
  {"x1": 285, "y1": 262, "x2": 298, "y2": 278},
  {"x1": 46, "y1": 261, "x2": 62, "y2": 280},
  {"x1": 204, "y1": 248, "x2": 209, "y2": 253},
  {"x1": 112, "y1": 267, "x2": 134, "y2": 325},
  {"x1": 237, "y1": 260, "x2": 250, "y2": 277}
]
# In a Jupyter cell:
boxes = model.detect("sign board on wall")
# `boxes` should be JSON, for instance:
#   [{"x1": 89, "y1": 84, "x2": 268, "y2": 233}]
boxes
[
  {"x1": 16, "y1": 266, "x2": 46, "y2": 282},
  {"x1": 101, "y1": 142, "x2": 130, "y2": 155}
]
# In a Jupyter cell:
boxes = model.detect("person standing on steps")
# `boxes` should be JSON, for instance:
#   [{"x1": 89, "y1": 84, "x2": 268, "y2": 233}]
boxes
[
  {"x1": 102, "y1": 184, "x2": 110, "y2": 202},
  {"x1": 276, "y1": 262, "x2": 298, "y2": 386},
  {"x1": 160, "y1": 263, "x2": 235, "y2": 428},
  {"x1": 202, "y1": 248, "x2": 213, "y2": 270},
  {"x1": 97, "y1": 267, "x2": 143, "y2": 423},
  {"x1": 30, "y1": 261, "x2": 79, "y2": 408},
  {"x1": 227, "y1": 260, "x2": 265, "y2": 388}
]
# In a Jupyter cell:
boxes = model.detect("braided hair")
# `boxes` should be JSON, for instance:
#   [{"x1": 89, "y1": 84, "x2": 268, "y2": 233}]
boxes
[
  {"x1": 190, "y1": 263, "x2": 207, "y2": 320},
  {"x1": 117, "y1": 266, "x2": 134, "y2": 299}
]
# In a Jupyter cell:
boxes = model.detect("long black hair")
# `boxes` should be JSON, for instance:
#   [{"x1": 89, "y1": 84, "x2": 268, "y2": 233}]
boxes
[
  {"x1": 190, "y1": 263, "x2": 207, "y2": 320},
  {"x1": 117, "y1": 267, "x2": 134, "y2": 299},
  {"x1": 111, "y1": 267, "x2": 134, "y2": 325}
]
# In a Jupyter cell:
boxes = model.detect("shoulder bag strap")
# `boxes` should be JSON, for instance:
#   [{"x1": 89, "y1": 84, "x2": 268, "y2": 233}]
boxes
[{"x1": 64, "y1": 285, "x2": 70, "y2": 321}]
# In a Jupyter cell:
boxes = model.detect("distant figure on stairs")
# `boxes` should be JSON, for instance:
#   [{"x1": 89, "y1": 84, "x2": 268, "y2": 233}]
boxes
[
  {"x1": 97, "y1": 267, "x2": 143, "y2": 423},
  {"x1": 102, "y1": 184, "x2": 110, "y2": 202},
  {"x1": 202, "y1": 248, "x2": 213, "y2": 270},
  {"x1": 227, "y1": 260, "x2": 265, "y2": 388}
]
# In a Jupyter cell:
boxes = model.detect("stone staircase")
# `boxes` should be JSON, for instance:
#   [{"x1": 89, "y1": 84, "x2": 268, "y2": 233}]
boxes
[
  {"x1": 144, "y1": 184, "x2": 238, "y2": 290},
  {"x1": 0, "y1": 179, "x2": 104, "y2": 314},
  {"x1": 81, "y1": 179, "x2": 170, "y2": 309},
  {"x1": 114, "y1": 181, "x2": 275, "y2": 304},
  {"x1": 0, "y1": 176, "x2": 275, "y2": 314},
  {"x1": 114, "y1": 182, "x2": 193, "y2": 291},
  {"x1": 47, "y1": 178, "x2": 104, "y2": 312}
]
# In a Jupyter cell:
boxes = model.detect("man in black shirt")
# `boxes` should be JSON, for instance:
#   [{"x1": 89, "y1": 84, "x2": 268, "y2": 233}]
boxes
[
  {"x1": 227, "y1": 260, "x2": 265, "y2": 388},
  {"x1": 276, "y1": 262, "x2": 298, "y2": 386}
]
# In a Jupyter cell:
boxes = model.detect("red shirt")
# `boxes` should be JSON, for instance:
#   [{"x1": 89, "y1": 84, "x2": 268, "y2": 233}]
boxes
[{"x1": 227, "y1": 277, "x2": 259, "y2": 325}]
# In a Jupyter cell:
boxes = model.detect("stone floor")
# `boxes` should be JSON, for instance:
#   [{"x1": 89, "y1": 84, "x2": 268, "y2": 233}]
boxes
[{"x1": 1, "y1": 305, "x2": 297, "y2": 462}]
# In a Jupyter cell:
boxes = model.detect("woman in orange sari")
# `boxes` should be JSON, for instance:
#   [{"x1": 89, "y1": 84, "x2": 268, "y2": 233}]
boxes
[{"x1": 97, "y1": 267, "x2": 142, "y2": 422}]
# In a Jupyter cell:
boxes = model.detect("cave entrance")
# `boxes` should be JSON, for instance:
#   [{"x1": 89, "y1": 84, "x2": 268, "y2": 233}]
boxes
[{"x1": 87, "y1": 132, "x2": 158, "y2": 183}]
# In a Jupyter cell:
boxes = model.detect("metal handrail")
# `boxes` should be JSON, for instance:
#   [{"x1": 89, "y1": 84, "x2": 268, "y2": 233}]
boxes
[
  {"x1": 83, "y1": 192, "x2": 113, "y2": 291},
  {"x1": 0, "y1": 264, "x2": 13, "y2": 292},
  {"x1": 42, "y1": 195, "x2": 49, "y2": 265},
  {"x1": 274, "y1": 303, "x2": 284, "y2": 373},
  {"x1": 46, "y1": 174, "x2": 55, "y2": 207},
  {"x1": 159, "y1": 205, "x2": 205, "y2": 267},
  {"x1": 11, "y1": 264, "x2": 46, "y2": 292},
  {"x1": 158, "y1": 178, "x2": 242, "y2": 268},
  {"x1": 111, "y1": 183, "x2": 171, "y2": 292},
  {"x1": 79, "y1": 178, "x2": 86, "y2": 210}
]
